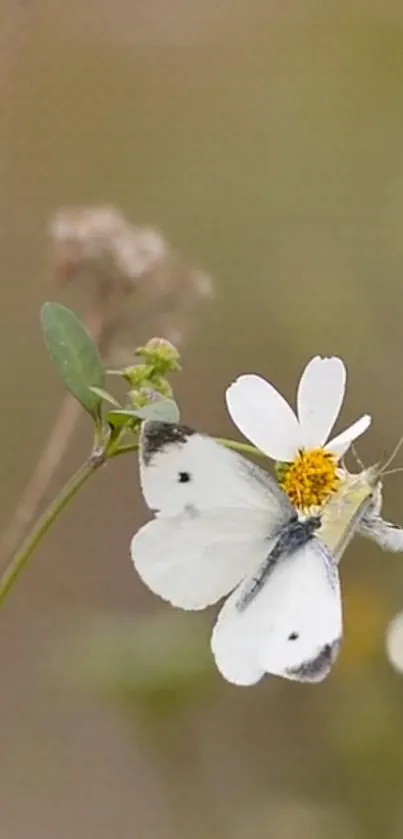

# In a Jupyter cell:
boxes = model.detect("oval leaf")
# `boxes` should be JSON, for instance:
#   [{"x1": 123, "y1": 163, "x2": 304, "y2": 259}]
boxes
[
  {"x1": 107, "y1": 410, "x2": 139, "y2": 429},
  {"x1": 89, "y1": 386, "x2": 121, "y2": 408},
  {"x1": 107, "y1": 399, "x2": 180, "y2": 429},
  {"x1": 41, "y1": 303, "x2": 105, "y2": 416},
  {"x1": 134, "y1": 399, "x2": 180, "y2": 424}
]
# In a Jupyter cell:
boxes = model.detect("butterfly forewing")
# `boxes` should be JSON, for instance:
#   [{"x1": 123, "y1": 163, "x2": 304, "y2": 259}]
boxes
[{"x1": 139, "y1": 421, "x2": 293, "y2": 525}]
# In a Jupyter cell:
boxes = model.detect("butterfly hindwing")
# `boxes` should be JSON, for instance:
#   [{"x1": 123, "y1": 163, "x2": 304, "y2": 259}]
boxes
[
  {"x1": 211, "y1": 537, "x2": 342, "y2": 685},
  {"x1": 131, "y1": 509, "x2": 273, "y2": 609}
]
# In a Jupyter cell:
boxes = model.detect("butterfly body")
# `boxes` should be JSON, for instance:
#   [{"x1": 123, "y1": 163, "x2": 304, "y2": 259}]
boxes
[{"x1": 235, "y1": 514, "x2": 321, "y2": 612}]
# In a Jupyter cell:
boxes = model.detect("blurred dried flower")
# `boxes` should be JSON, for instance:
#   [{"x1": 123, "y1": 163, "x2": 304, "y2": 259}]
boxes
[
  {"x1": 49, "y1": 204, "x2": 214, "y2": 352},
  {"x1": 49, "y1": 205, "x2": 167, "y2": 294}
]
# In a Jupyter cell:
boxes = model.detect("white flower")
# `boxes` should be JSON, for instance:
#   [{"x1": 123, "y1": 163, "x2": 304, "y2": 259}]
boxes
[
  {"x1": 226, "y1": 356, "x2": 371, "y2": 463},
  {"x1": 386, "y1": 612, "x2": 403, "y2": 674}
]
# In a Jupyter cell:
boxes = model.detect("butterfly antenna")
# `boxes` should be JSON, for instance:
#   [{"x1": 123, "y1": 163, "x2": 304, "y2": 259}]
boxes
[
  {"x1": 382, "y1": 467, "x2": 403, "y2": 477},
  {"x1": 381, "y1": 436, "x2": 403, "y2": 473},
  {"x1": 351, "y1": 444, "x2": 365, "y2": 470}
]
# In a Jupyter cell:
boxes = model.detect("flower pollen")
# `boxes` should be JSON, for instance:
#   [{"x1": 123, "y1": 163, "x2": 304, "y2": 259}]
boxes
[{"x1": 280, "y1": 448, "x2": 340, "y2": 511}]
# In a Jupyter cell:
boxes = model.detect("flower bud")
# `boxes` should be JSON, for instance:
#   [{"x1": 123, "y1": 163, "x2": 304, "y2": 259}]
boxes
[
  {"x1": 135, "y1": 337, "x2": 181, "y2": 374},
  {"x1": 129, "y1": 387, "x2": 159, "y2": 409}
]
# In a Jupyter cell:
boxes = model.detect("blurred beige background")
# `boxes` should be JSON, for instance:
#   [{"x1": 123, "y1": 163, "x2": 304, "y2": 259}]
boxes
[{"x1": 2, "y1": 1, "x2": 403, "y2": 837}]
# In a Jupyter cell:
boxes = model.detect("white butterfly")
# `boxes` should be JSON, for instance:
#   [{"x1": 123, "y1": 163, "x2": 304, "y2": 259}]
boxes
[{"x1": 130, "y1": 420, "x2": 345, "y2": 686}]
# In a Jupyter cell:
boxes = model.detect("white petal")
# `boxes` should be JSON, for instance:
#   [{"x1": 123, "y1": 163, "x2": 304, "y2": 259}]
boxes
[
  {"x1": 386, "y1": 612, "x2": 403, "y2": 674},
  {"x1": 225, "y1": 374, "x2": 301, "y2": 461},
  {"x1": 297, "y1": 356, "x2": 346, "y2": 448},
  {"x1": 326, "y1": 414, "x2": 371, "y2": 457}
]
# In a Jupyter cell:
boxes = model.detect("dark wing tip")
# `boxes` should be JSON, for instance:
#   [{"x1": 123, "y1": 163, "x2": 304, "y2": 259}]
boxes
[
  {"x1": 285, "y1": 639, "x2": 342, "y2": 683},
  {"x1": 141, "y1": 421, "x2": 195, "y2": 465}
]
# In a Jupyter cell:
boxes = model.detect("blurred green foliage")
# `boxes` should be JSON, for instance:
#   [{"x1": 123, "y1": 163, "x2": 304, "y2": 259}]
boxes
[{"x1": 66, "y1": 612, "x2": 216, "y2": 723}]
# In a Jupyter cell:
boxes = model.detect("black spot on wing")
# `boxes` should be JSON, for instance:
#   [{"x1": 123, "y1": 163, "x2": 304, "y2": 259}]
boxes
[
  {"x1": 141, "y1": 422, "x2": 195, "y2": 465},
  {"x1": 286, "y1": 639, "x2": 341, "y2": 683},
  {"x1": 178, "y1": 471, "x2": 191, "y2": 483}
]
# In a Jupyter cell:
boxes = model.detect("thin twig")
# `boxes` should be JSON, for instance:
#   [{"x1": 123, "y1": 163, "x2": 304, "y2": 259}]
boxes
[
  {"x1": 0, "y1": 459, "x2": 97, "y2": 610},
  {"x1": 0, "y1": 296, "x2": 113, "y2": 564}
]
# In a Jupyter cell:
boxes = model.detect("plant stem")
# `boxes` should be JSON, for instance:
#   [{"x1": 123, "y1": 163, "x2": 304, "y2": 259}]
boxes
[
  {"x1": 0, "y1": 435, "x2": 265, "y2": 612},
  {"x1": 110, "y1": 437, "x2": 264, "y2": 459},
  {"x1": 0, "y1": 460, "x2": 96, "y2": 611},
  {"x1": 216, "y1": 438, "x2": 265, "y2": 457}
]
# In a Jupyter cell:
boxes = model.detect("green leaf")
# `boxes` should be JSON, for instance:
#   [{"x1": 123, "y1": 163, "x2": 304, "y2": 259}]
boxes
[
  {"x1": 41, "y1": 303, "x2": 105, "y2": 416},
  {"x1": 107, "y1": 398, "x2": 180, "y2": 429},
  {"x1": 89, "y1": 386, "x2": 121, "y2": 408},
  {"x1": 107, "y1": 410, "x2": 139, "y2": 429},
  {"x1": 134, "y1": 399, "x2": 180, "y2": 423}
]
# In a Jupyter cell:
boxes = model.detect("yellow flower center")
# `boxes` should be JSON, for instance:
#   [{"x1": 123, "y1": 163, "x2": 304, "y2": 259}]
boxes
[{"x1": 279, "y1": 448, "x2": 340, "y2": 511}]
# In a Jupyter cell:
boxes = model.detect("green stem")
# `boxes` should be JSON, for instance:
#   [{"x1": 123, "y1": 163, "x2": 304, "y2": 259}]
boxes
[
  {"x1": 0, "y1": 435, "x2": 265, "y2": 612},
  {"x1": 110, "y1": 437, "x2": 264, "y2": 459},
  {"x1": 0, "y1": 460, "x2": 96, "y2": 610},
  {"x1": 215, "y1": 438, "x2": 265, "y2": 457}
]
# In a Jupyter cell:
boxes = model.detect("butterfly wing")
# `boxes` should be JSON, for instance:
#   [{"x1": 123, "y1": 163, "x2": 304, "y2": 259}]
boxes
[
  {"x1": 138, "y1": 421, "x2": 292, "y2": 518},
  {"x1": 131, "y1": 510, "x2": 275, "y2": 609},
  {"x1": 211, "y1": 537, "x2": 342, "y2": 685},
  {"x1": 131, "y1": 421, "x2": 293, "y2": 609}
]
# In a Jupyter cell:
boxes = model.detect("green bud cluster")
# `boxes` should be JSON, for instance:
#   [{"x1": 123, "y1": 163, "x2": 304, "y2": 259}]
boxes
[{"x1": 121, "y1": 338, "x2": 180, "y2": 409}]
